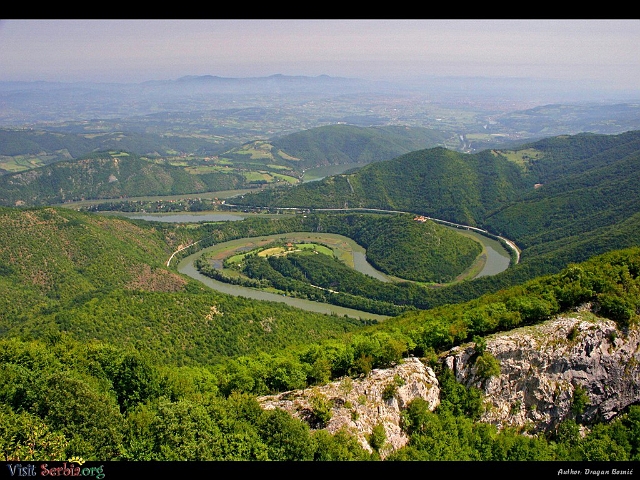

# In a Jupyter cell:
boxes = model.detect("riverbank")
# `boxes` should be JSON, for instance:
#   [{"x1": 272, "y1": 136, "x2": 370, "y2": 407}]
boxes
[{"x1": 130, "y1": 211, "x2": 513, "y2": 320}]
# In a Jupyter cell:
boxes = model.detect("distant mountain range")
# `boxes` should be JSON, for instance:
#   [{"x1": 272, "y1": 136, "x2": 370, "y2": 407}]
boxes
[
  {"x1": 0, "y1": 74, "x2": 391, "y2": 125},
  {"x1": 2, "y1": 74, "x2": 638, "y2": 128}
]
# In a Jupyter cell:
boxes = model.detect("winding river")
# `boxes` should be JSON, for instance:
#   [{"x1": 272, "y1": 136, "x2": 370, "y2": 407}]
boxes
[{"x1": 126, "y1": 212, "x2": 513, "y2": 320}]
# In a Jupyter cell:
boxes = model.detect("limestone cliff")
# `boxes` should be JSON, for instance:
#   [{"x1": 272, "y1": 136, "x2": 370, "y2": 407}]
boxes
[
  {"x1": 258, "y1": 357, "x2": 439, "y2": 458},
  {"x1": 441, "y1": 313, "x2": 640, "y2": 434},
  {"x1": 258, "y1": 313, "x2": 640, "y2": 457}
]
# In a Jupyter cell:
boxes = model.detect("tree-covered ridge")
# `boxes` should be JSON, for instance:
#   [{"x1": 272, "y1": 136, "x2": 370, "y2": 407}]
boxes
[
  {"x1": 268, "y1": 124, "x2": 453, "y2": 170},
  {"x1": 0, "y1": 151, "x2": 246, "y2": 206},
  {"x1": 230, "y1": 131, "x2": 640, "y2": 300},
  {"x1": 0, "y1": 127, "x2": 229, "y2": 167},
  {"x1": 484, "y1": 133, "x2": 640, "y2": 247},
  {"x1": 340, "y1": 214, "x2": 482, "y2": 281},
  {"x1": 234, "y1": 131, "x2": 640, "y2": 226},
  {"x1": 0, "y1": 206, "x2": 180, "y2": 326},
  {"x1": 0, "y1": 207, "x2": 369, "y2": 365},
  {"x1": 6, "y1": 332, "x2": 640, "y2": 462},
  {"x1": 232, "y1": 145, "x2": 530, "y2": 226}
]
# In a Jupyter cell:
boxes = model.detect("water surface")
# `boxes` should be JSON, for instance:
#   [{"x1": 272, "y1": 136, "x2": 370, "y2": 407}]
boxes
[{"x1": 163, "y1": 213, "x2": 513, "y2": 319}]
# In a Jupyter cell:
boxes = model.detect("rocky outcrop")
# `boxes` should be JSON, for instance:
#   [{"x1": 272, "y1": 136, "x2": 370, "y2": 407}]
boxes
[
  {"x1": 441, "y1": 314, "x2": 640, "y2": 434},
  {"x1": 257, "y1": 357, "x2": 439, "y2": 458},
  {"x1": 257, "y1": 313, "x2": 640, "y2": 458}
]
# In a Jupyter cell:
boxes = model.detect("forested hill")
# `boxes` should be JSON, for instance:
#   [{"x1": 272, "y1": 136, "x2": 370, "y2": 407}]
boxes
[
  {"x1": 0, "y1": 206, "x2": 366, "y2": 365},
  {"x1": 0, "y1": 128, "x2": 228, "y2": 166},
  {"x1": 0, "y1": 151, "x2": 247, "y2": 206},
  {"x1": 2, "y1": 202, "x2": 640, "y2": 460},
  {"x1": 233, "y1": 144, "x2": 529, "y2": 226},
  {"x1": 483, "y1": 131, "x2": 640, "y2": 251},
  {"x1": 267, "y1": 124, "x2": 453, "y2": 170},
  {"x1": 0, "y1": 124, "x2": 454, "y2": 178},
  {"x1": 234, "y1": 130, "x2": 640, "y2": 224},
  {"x1": 232, "y1": 130, "x2": 640, "y2": 299}
]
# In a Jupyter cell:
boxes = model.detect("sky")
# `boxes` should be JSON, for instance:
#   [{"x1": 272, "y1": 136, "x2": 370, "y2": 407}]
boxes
[{"x1": 1, "y1": 19, "x2": 639, "y2": 93}]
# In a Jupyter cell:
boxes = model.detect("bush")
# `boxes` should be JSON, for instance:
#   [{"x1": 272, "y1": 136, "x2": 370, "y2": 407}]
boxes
[{"x1": 475, "y1": 352, "x2": 501, "y2": 380}]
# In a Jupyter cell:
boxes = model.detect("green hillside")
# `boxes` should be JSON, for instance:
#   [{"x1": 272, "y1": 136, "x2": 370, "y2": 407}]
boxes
[
  {"x1": 3, "y1": 131, "x2": 640, "y2": 462},
  {"x1": 268, "y1": 124, "x2": 453, "y2": 170},
  {"x1": 483, "y1": 132, "x2": 640, "y2": 247},
  {"x1": 210, "y1": 124, "x2": 454, "y2": 181},
  {"x1": 0, "y1": 127, "x2": 229, "y2": 172},
  {"x1": 232, "y1": 131, "x2": 640, "y2": 294},
  {"x1": 232, "y1": 145, "x2": 529, "y2": 226},
  {"x1": 0, "y1": 207, "x2": 365, "y2": 365},
  {"x1": 2, "y1": 204, "x2": 639, "y2": 460},
  {"x1": 0, "y1": 124, "x2": 457, "y2": 206},
  {"x1": 0, "y1": 151, "x2": 247, "y2": 206}
]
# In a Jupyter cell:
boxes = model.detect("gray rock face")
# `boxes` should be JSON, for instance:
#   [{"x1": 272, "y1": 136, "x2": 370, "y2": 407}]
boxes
[
  {"x1": 441, "y1": 315, "x2": 640, "y2": 434},
  {"x1": 258, "y1": 357, "x2": 440, "y2": 458},
  {"x1": 257, "y1": 314, "x2": 640, "y2": 458}
]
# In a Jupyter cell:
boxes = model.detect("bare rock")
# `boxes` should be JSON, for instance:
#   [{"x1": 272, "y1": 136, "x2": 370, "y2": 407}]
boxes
[
  {"x1": 441, "y1": 315, "x2": 640, "y2": 434},
  {"x1": 257, "y1": 357, "x2": 439, "y2": 458}
]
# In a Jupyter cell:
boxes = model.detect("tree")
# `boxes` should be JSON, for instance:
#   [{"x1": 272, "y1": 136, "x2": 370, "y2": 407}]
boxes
[
  {"x1": 368, "y1": 423, "x2": 387, "y2": 455},
  {"x1": 257, "y1": 408, "x2": 315, "y2": 460},
  {"x1": 111, "y1": 352, "x2": 161, "y2": 413},
  {"x1": 34, "y1": 371, "x2": 125, "y2": 460},
  {"x1": 125, "y1": 398, "x2": 224, "y2": 461},
  {"x1": 309, "y1": 391, "x2": 333, "y2": 428},
  {"x1": 571, "y1": 384, "x2": 590, "y2": 417},
  {"x1": 475, "y1": 351, "x2": 501, "y2": 380},
  {"x1": 401, "y1": 398, "x2": 434, "y2": 435},
  {"x1": 0, "y1": 407, "x2": 68, "y2": 461},
  {"x1": 312, "y1": 428, "x2": 372, "y2": 460}
]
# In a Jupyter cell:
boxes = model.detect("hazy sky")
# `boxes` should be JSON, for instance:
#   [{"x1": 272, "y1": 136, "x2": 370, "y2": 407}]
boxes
[{"x1": 1, "y1": 19, "x2": 639, "y2": 92}]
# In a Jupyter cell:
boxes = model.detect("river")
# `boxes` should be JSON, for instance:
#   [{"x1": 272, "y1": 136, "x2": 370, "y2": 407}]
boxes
[{"x1": 124, "y1": 212, "x2": 512, "y2": 320}]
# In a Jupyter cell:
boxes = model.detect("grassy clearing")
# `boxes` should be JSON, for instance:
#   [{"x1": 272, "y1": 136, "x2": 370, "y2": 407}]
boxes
[
  {"x1": 0, "y1": 156, "x2": 44, "y2": 173},
  {"x1": 270, "y1": 173, "x2": 299, "y2": 184},
  {"x1": 495, "y1": 148, "x2": 544, "y2": 168},
  {"x1": 226, "y1": 242, "x2": 335, "y2": 266},
  {"x1": 205, "y1": 234, "x2": 360, "y2": 272}
]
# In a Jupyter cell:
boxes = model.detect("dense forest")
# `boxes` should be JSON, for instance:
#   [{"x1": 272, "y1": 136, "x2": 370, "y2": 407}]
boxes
[
  {"x1": 0, "y1": 151, "x2": 247, "y2": 206},
  {"x1": 231, "y1": 131, "x2": 640, "y2": 300},
  {"x1": 267, "y1": 124, "x2": 453, "y2": 170}
]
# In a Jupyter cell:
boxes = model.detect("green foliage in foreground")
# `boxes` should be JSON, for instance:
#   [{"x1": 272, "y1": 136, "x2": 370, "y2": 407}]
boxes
[
  {"x1": 2, "y1": 333, "x2": 640, "y2": 461},
  {"x1": 2, "y1": 205, "x2": 640, "y2": 460},
  {"x1": 205, "y1": 245, "x2": 640, "y2": 395},
  {"x1": 0, "y1": 336, "x2": 374, "y2": 461}
]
